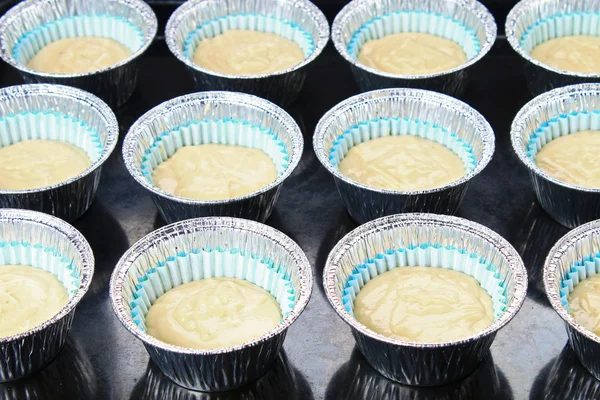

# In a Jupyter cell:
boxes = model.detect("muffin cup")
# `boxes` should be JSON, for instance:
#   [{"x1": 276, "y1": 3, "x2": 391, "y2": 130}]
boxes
[
  {"x1": 165, "y1": 0, "x2": 329, "y2": 107},
  {"x1": 0, "y1": 84, "x2": 118, "y2": 221},
  {"x1": 543, "y1": 218, "x2": 600, "y2": 381},
  {"x1": 331, "y1": 0, "x2": 496, "y2": 97},
  {"x1": 511, "y1": 83, "x2": 600, "y2": 229},
  {"x1": 506, "y1": 0, "x2": 600, "y2": 96},
  {"x1": 109, "y1": 216, "x2": 312, "y2": 392},
  {"x1": 0, "y1": 208, "x2": 94, "y2": 382},
  {"x1": 323, "y1": 213, "x2": 527, "y2": 386},
  {"x1": 123, "y1": 91, "x2": 303, "y2": 224},
  {"x1": 0, "y1": 0, "x2": 158, "y2": 108},
  {"x1": 313, "y1": 88, "x2": 495, "y2": 224}
]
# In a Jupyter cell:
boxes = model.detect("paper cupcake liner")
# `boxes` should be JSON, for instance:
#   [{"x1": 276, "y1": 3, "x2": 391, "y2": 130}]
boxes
[
  {"x1": 559, "y1": 252, "x2": 600, "y2": 311},
  {"x1": 342, "y1": 244, "x2": 507, "y2": 320},
  {"x1": 328, "y1": 117, "x2": 477, "y2": 174},
  {"x1": 140, "y1": 118, "x2": 289, "y2": 187},
  {"x1": 347, "y1": 11, "x2": 481, "y2": 61},
  {"x1": 11, "y1": 14, "x2": 143, "y2": 66},
  {"x1": 129, "y1": 247, "x2": 295, "y2": 332},
  {"x1": 0, "y1": 111, "x2": 103, "y2": 162},
  {"x1": 182, "y1": 13, "x2": 315, "y2": 61}
]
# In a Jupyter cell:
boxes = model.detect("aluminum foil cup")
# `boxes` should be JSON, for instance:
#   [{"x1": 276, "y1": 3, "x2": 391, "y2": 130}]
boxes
[
  {"x1": 0, "y1": 0, "x2": 158, "y2": 108},
  {"x1": 313, "y1": 88, "x2": 495, "y2": 224},
  {"x1": 109, "y1": 217, "x2": 312, "y2": 392},
  {"x1": 506, "y1": 0, "x2": 600, "y2": 96},
  {"x1": 165, "y1": 0, "x2": 329, "y2": 108},
  {"x1": 123, "y1": 91, "x2": 303, "y2": 224},
  {"x1": 544, "y1": 218, "x2": 600, "y2": 381},
  {"x1": 324, "y1": 213, "x2": 527, "y2": 386},
  {"x1": 510, "y1": 83, "x2": 600, "y2": 229},
  {"x1": 0, "y1": 84, "x2": 118, "y2": 221},
  {"x1": 0, "y1": 209, "x2": 94, "y2": 382},
  {"x1": 331, "y1": 0, "x2": 496, "y2": 97}
]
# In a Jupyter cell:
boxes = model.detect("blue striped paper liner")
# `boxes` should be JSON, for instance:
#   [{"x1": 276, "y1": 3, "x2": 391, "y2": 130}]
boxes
[
  {"x1": 128, "y1": 247, "x2": 295, "y2": 332},
  {"x1": 559, "y1": 253, "x2": 600, "y2": 312}
]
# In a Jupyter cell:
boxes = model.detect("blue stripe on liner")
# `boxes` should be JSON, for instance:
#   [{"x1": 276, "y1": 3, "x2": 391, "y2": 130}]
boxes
[{"x1": 559, "y1": 253, "x2": 600, "y2": 312}]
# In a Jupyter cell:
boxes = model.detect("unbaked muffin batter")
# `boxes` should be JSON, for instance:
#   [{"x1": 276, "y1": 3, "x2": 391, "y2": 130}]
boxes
[
  {"x1": 0, "y1": 264, "x2": 69, "y2": 338},
  {"x1": 0, "y1": 140, "x2": 91, "y2": 190},
  {"x1": 152, "y1": 144, "x2": 278, "y2": 200},
  {"x1": 28, "y1": 37, "x2": 132, "y2": 74},
  {"x1": 568, "y1": 274, "x2": 600, "y2": 336},
  {"x1": 193, "y1": 30, "x2": 305, "y2": 75},
  {"x1": 145, "y1": 277, "x2": 282, "y2": 349},
  {"x1": 353, "y1": 266, "x2": 494, "y2": 343},
  {"x1": 535, "y1": 130, "x2": 600, "y2": 188},
  {"x1": 357, "y1": 32, "x2": 467, "y2": 75},
  {"x1": 531, "y1": 36, "x2": 600, "y2": 74},
  {"x1": 338, "y1": 135, "x2": 465, "y2": 191}
]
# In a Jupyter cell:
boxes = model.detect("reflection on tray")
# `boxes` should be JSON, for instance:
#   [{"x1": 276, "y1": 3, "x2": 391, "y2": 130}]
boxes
[
  {"x1": 0, "y1": 339, "x2": 98, "y2": 400},
  {"x1": 531, "y1": 345, "x2": 600, "y2": 400},
  {"x1": 130, "y1": 351, "x2": 313, "y2": 400},
  {"x1": 325, "y1": 348, "x2": 513, "y2": 400}
]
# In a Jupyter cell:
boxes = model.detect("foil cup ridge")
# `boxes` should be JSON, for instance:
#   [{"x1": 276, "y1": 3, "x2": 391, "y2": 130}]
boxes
[
  {"x1": 0, "y1": 208, "x2": 94, "y2": 382},
  {"x1": 0, "y1": 84, "x2": 119, "y2": 221},
  {"x1": 313, "y1": 88, "x2": 495, "y2": 224},
  {"x1": 123, "y1": 91, "x2": 303, "y2": 224},
  {"x1": 109, "y1": 216, "x2": 313, "y2": 391},
  {"x1": 323, "y1": 213, "x2": 527, "y2": 385}
]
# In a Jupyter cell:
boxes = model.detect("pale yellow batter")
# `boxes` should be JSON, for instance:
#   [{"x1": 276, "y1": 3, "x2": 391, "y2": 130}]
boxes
[
  {"x1": 193, "y1": 30, "x2": 305, "y2": 75},
  {"x1": 338, "y1": 135, "x2": 465, "y2": 191},
  {"x1": 145, "y1": 277, "x2": 282, "y2": 349},
  {"x1": 536, "y1": 130, "x2": 600, "y2": 188},
  {"x1": 0, "y1": 140, "x2": 91, "y2": 190},
  {"x1": 531, "y1": 36, "x2": 600, "y2": 74},
  {"x1": 28, "y1": 37, "x2": 132, "y2": 74},
  {"x1": 357, "y1": 32, "x2": 467, "y2": 75},
  {"x1": 0, "y1": 264, "x2": 69, "y2": 338},
  {"x1": 152, "y1": 144, "x2": 278, "y2": 200},
  {"x1": 568, "y1": 274, "x2": 600, "y2": 336},
  {"x1": 354, "y1": 267, "x2": 494, "y2": 343}
]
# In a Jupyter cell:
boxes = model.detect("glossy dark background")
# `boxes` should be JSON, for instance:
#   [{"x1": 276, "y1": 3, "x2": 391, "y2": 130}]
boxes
[{"x1": 0, "y1": 1, "x2": 598, "y2": 399}]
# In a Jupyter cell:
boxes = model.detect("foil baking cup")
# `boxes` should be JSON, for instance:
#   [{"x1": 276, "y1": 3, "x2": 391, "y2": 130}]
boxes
[
  {"x1": 0, "y1": 84, "x2": 118, "y2": 221},
  {"x1": 324, "y1": 213, "x2": 527, "y2": 386},
  {"x1": 544, "y1": 218, "x2": 600, "y2": 381},
  {"x1": 109, "y1": 217, "x2": 312, "y2": 392},
  {"x1": 331, "y1": 0, "x2": 496, "y2": 97},
  {"x1": 0, "y1": 0, "x2": 158, "y2": 108},
  {"x1": 511, "y1": 83, "x2": 600, "y2": 228},
  {"x1": 0, "y1": 209, "x2": 94, "y2": 382},
  {"x1": 313, "y1": 88, "x2": 495, "y2": 224},
  {"x1": 165, "y1": 0, "x2": 329, "y2": 107},
  {"x1": 123, "y1": 91, "x2": 303, "y2": 224},
  {"x1": 506, "y1": 0, "x2": 600, "y2": 96}
]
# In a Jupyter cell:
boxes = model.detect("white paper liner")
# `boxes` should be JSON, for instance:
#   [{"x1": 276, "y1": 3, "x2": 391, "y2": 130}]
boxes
[
  {"x1": 343, "y1": 244, "x2": 508, "y2": 321},
  {"x1": 347, "y1": 11, "x2": 481, "y2": 61},
  {"x1": 328, "y1": 117, "x2": 477, "y2": 174},
  {"x1": 140, "y1": 118, "x2": 289, "y2": 187},
  {"x1": 560, "y1": 252, "x2": 600, "y2": 312},
  {"x1": 129, "y1": 247, "x2": 295, "y2": 332},
  {"x1": 11, "y1": 15, "x2": 144, "y2": 66},
  {"x1": 182, "y1": 13, "x2": 315, "y2": 61}
]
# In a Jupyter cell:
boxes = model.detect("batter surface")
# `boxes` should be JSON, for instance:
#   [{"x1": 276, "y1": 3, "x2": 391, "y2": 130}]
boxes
[
  {"x1": 193, "y1": 30, "x2": 305, "y2": 75},
  {"x1": 354, "y1": 267, "x2": 494, "y2": 343},
  {"x1": 338, "y1": 135, "x2": 466, "y2": 191},
  {"x1": 357, "y1": 32, "x2": 467, "y2": 75},
  {"x1": 28, "y1": 37, "x2": 132, "y2": 74},
  {"x1": 536, "y1": 130, "x2": 600, "y2": 188},
  {"x1": 531, "y1": 36, "x2": 600, "y2": 74},
  {"x1": 0, "y1": 264, "x2": 68, "y2": 338},
  {"x1": 145, "y1": 277, "x2": 282, "y2": 349},
  {"x1": 0, "y1": 140, "x2": 91, "y2": 190},
  {"x1": 152, "y1": 144, "x2": 278, "y2": 200},
  {"x1": 568, "y1": 274, "x2": 600, "y2": 336}
]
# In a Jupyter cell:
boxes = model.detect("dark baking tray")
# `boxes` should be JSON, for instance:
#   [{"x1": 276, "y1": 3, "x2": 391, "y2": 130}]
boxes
[{"x1": 0, "y1": 6, "x2": 596, "y2": 400}]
